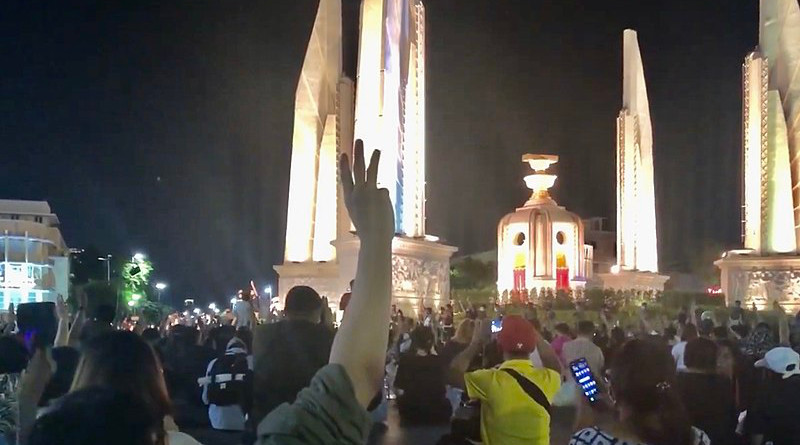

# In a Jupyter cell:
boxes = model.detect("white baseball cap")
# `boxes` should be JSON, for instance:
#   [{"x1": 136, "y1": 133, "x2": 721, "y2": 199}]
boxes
[{"x1": 754, "y1": 347, "x2": 800, "y2": 379}]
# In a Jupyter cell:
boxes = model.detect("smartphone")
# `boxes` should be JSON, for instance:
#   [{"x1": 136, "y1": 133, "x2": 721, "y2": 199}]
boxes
[
  {"x1": 569, "y1": 358, "x2": 600, "y2": 403},
  {"x1": 16, "y1": 302, "x2": 57, "y2": 352},
  {"x1": 490, "y1": 318, "x2": 503, "y2": 333}
]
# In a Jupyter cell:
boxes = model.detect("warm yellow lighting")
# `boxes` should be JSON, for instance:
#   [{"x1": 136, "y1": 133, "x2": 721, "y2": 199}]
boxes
[
  {"x1": 284, "y1": 0, "x2": 342, "y2": 263},
  {"x1": 523, "y1": 174, "x2": 557, "y2": 193},
  {"x1": 742, "y1": 53, "x2": 767, "y2": 252},
  {"x1": 312, "y1": 116, "x2": 338, "y2": 262},
  {"x1": 522, "y1": 154, "x2": 559, "y2": 172}
]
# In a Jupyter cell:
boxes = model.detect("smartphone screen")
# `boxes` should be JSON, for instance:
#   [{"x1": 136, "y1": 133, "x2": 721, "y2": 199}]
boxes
[
  {"x1": 16, "y1": 302, "x2": 57, "y2": 352},
  {"x1": 569, "y1": 358, "x2": 599, "y2": 403},
  {"x1": 490, "y1": 318, "x2": 503, "y2": 333}
]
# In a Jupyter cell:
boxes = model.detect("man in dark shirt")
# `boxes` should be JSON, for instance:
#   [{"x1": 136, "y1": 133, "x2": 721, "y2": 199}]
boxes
[
  {"x1": 676, "y1": 337, "x2": 737, "y2": 445},
  {"x1": 747, "y1": 347, "x2": 800, "y2": 445},
  {"x1": 251, "y1": 286, "x2": 335, "y2": 425}
]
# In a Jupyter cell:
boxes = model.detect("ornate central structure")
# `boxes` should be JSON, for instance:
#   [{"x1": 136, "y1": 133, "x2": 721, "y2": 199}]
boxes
[
  {"x1": 275, "y1": 0, "x2": 455, "y2": 315},
  {"x1": 717, "y1": 0, "x2": 800, "y2": 309},
  {"x1": 497, "y1": 155, "x2": 592, "y2": 299}
]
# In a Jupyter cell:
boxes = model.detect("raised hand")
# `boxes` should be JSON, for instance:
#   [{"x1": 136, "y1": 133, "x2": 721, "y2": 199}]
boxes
[
  {"x1": 339, "y1": 140, "x2": 394, "y2": 245},
  {"x1": 55, "y1": 294, "x2": 69, "y2": 320}
]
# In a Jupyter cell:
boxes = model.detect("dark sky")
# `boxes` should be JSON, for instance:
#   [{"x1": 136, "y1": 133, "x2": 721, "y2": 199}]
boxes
[{"x1": 1, "y1": 0, "x2": 758, "y2": 304}]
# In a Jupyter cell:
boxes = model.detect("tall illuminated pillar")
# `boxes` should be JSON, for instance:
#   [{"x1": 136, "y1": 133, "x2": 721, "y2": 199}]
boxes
[
  {"x1": 276, "y1": 0, "x2": 454, "y2": 313},
  {"x1": 282, "y1": 0, "x2": 352, "y2": 264},
  {"x1": 716, "y1": 0, "x2": 800, "y2": 310},
  {"x1": 616, "y1": 29, "x2": 659, "y2": 273},
  {"x1": 353, "y1": 0, "x2": 426, "y2": 237}
]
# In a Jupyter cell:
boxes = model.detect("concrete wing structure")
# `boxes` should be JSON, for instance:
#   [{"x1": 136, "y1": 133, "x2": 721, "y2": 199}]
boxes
[
  {"x1": 283, "y1": 0, "x2": 354, "y2": 264},
  {"x1": 616, "y1": 29, "x2": 659, "y2": 273},
  {"x1": 744, "y1": 0, "x2": 800, "y2": 252},
  {"x1": 354, "y1": 0, "x2": 426, "y2": 237},
  {"x1": 275, "y1": 0, "x2": 454, "y2": 316},
  {"x1": 717, "y1": 0, "x2": 800, "y2": 310}
]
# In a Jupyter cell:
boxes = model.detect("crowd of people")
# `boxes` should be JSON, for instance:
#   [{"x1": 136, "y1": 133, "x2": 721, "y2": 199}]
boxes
[{"x1": 1, "y1": 142, "x2": 800, "y2": 445}]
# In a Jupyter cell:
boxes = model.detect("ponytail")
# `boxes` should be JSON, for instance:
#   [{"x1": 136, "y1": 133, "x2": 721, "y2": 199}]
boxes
[
  {"x1": 628, "y1": 383, "x2": 692, "y2": 445},
  {"x1": 611, "y1": 339, "x2": 694, "y2": 445}
]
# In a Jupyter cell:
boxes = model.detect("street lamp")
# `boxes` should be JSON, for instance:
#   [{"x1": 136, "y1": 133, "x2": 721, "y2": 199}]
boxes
[
  {"x1": 97, "y1": 254, "x2": 112, "y2": 281},
  {"x1": 263, "y1": 286, "x2": 272, "y2": 296},
  {"x1": 133, "y1": 253, "x2": 146, "y2": 262},
  {"x1": 153, "y1": 282, "x2": 167, "y2": 303}
]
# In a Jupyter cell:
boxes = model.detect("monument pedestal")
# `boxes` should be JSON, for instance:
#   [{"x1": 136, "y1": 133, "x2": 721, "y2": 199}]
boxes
[
  {"x1": 275, "y1": 234, "x2": 457, "y2": 316},
  {"x1": 715, "y1": 252, "x2": 800, "y2": 311},
  {"x1": 597, "y1": 270, "x2": 669, "y2": 292}
]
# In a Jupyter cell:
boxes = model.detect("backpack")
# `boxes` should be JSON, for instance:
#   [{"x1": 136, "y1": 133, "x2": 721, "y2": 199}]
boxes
[{"x1": 206, "y1": 353, "x2": 251, "y2": 407}]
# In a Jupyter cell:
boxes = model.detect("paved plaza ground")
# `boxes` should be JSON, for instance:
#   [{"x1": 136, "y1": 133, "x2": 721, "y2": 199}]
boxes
[{"x1": 185, "y1": 402, "x2": 577, "y2": 444}]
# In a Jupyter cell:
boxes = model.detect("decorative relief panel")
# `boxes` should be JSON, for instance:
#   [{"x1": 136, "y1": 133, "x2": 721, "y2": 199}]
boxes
[
  {"x1": 391, "y1": 254, "x2": 450, "y2": 303},
  {"x1": 729, "y1": 267, "x2": 800, "y2": 305}
]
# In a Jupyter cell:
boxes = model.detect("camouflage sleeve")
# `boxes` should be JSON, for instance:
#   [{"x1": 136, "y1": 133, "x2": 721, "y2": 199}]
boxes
[{"x1": 256, "y1": 364, "x2": 371, "y2": 445}]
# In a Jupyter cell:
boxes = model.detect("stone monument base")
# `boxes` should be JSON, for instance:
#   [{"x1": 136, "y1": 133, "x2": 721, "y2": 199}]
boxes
[
  {"x1": 596, "y1": 270, "x2": 669, "y2": 292},
  {"x1": 715, "y1": 251, "x2": 800, "y2": 311},
  {"x1": 274, "y1": 234, "x2": 457, "y2": 318}
]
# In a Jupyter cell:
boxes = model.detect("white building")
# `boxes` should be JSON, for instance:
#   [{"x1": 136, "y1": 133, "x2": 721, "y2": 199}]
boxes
[
  {"x1": 0, "y1": 200, "x2": 69, "y2": 309},
  {"x1": 497, "y1": 155, "x2": 591, "y2": 299}
]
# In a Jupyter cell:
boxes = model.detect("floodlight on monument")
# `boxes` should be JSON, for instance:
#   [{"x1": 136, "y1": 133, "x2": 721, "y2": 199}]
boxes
[
  {"x1": 155, "y1": 282, "x2": 167, "y2": 291},
  {"x1": 133, "y1": 253, "x2": 146, "y2": 262},
  {"x1": 127, "y1": 300, "x2": 136, "y2": 307},
  {"x1": 131, "y1": 293, "x2": 142, "y2": 301}
]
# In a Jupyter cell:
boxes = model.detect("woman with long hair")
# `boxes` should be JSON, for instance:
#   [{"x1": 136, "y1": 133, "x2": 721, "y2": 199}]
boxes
[
  {"x1": 70, "y1": 330, "x2": 201, "y2": 445},
  {"x1": 571, "y1": 338, "x2": 710, "y2": 445}
]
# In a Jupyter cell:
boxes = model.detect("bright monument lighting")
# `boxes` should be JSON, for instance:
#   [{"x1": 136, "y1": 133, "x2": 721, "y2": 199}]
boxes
[
  {"x1": 127, "y1": 301, "x2": 135, "y2": 307},
  {"x1": 155, "y1": 282, "x2": 167, "y2": 290},
  {"x1": 131, "y1": 293, "x2": 142, "y2": 301},
  {"x1": 133, "y1": 253, "x2": 146, "y2": 262},
  {"x1": 617, "y1": 30, "x2": 659, "y2": 273}
]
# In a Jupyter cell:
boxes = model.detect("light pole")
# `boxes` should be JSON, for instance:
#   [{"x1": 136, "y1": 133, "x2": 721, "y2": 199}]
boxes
[
  {"x1": 97, "y1": 254, "x2": 112, "y2": 281},
  {"x1": 155, "y1": 282, "x2": 167, "y2": 303}
]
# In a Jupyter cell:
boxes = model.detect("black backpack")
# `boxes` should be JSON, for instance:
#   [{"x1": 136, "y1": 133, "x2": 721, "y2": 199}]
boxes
[{"x1": 207, "y1": 353, "x2": 251, "y2": 407}]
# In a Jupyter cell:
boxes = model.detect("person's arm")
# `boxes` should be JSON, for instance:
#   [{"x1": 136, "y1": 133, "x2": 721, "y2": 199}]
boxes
[
  {"x1": 16, "y1": 348, "x2": 53, "y2": 445},
  {"x1": 54, "y1": 295, "x2": 70, "y2": 347},
  {"x1": 447, "y1": 319, "x2": 488, "y2": 388},
  {"x1": 777, "y1": 303, "x2": 790, "y2": 345},
  {"x1": 536, "y1": 332, "x2": 561, "y2": 373},
  {"x1": 66, "y1": 290, "x2": 87, "y2": 348},
  {"x1": 328, "y1": 141, "x2": 395, "y2": 408}
]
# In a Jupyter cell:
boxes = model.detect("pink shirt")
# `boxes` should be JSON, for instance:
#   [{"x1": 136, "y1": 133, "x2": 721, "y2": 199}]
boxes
[{"x1": 550, "y1": 334, "x2": 571, "y2": 364}]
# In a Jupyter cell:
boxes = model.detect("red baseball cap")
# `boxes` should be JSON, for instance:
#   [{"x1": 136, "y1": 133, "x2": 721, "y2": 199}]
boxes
[{"x1": 497, "y1": 315, "x2": 538, "y2": 354}]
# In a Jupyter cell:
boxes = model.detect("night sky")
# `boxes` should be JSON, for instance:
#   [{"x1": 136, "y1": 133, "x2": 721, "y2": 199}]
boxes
[{"x1": 1, "y1": 0, "x2": 758, "y2": 304}]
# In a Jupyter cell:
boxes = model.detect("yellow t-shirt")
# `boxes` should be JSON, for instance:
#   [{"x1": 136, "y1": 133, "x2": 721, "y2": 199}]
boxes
[{"x1": 465, "y1": 359, "x2": 561, "y2": 445}]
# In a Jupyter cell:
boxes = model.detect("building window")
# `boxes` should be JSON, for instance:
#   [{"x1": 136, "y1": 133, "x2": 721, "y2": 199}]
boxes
[
  {"x1": 35, "y1": 216, "x2": 43, "y2": 223},
  {"x1": 10, "y1": 214, "x2": 19, "y2": 220}
]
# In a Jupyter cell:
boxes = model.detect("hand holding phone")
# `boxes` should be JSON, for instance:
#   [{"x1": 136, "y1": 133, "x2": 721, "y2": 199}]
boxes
[
  {"x1": 17, "y1": 302, "x2": 58, "y2": 352},
  {"x1": 569, "y1": 358, "x2": 600, "y2": 404}
]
